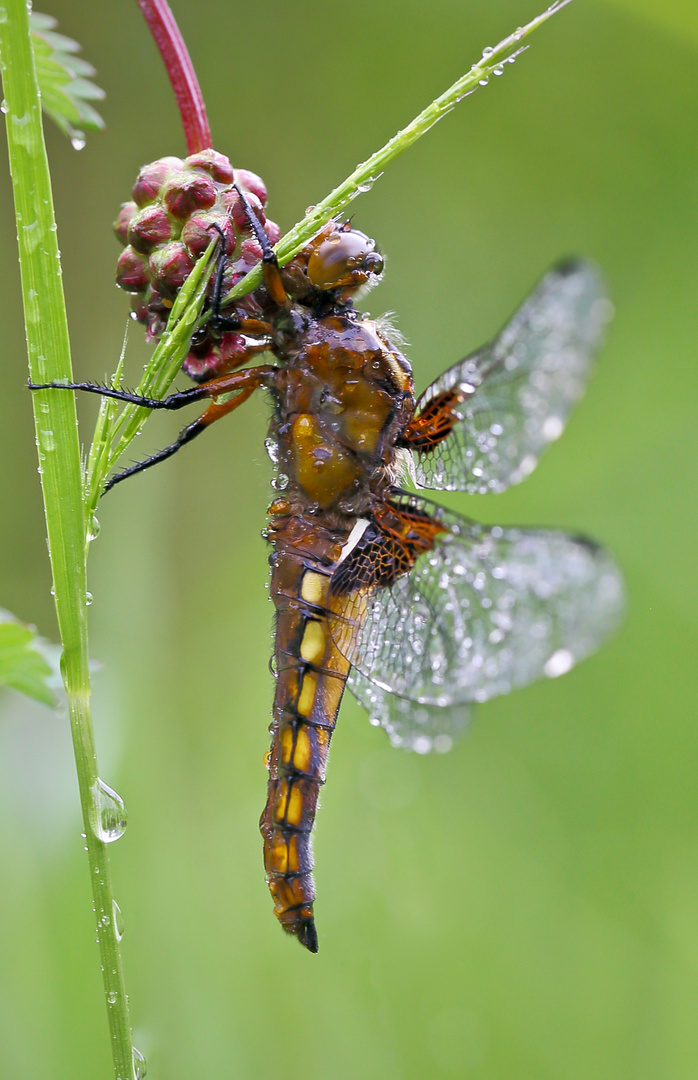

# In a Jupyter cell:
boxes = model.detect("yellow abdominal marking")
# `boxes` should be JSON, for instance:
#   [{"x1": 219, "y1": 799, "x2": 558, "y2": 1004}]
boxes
[
  {"x1": 286, "y1": 784, "x2": 303, "y2": 826},
  {"x1": 301, "y1": 571, "x2": 328, "y2": 605},
  {"x1": 270, "y1": 840, "x2": 288, "y2": 873},
  {"x1": 300, "y1": 620, "x2": 326, "y2": 664},
  {"x1": 280, "y1": 724, "x2": 294, "y2": 764},
  {"x1": 292, "y1": 726, "x2": 312, "y2": 772},
  {"x1": 297, "y1": 672, "x2": 317, "y2": 717}
]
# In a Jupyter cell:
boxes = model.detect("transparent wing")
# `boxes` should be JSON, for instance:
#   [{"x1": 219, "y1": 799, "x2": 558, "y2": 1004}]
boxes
[
  {"x1": 407, "y1": 260, "x2": 610, "y2": 493},
  {"x1": 347, "y1": 668, "x2": 473, "y2": 753},
  {"x1": 329, "y1": 493, "x2": 624, "y2": 707}
]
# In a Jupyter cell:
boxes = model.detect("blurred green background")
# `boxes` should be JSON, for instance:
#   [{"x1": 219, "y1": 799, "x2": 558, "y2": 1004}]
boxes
[{"x1": 1, "y1": 1, "x2": 697, "y2": 1077}]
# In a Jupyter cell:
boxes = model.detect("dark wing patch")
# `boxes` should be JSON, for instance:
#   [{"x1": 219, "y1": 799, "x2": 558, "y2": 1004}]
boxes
[
  {"x1": 403, "y1": 261, "x2": 609, "y2": 493},
  {"x1": 329, "y1": 493, "x2": 624, "y2": 708}
]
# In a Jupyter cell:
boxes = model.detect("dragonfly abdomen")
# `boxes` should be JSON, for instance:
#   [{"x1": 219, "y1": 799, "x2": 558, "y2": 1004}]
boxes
[{"x1": 262, "y1": 541, "x2": 350, "y2": 952}]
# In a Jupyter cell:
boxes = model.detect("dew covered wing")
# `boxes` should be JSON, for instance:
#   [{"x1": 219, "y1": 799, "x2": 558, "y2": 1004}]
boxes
[
  {"x1": 330, "y1": 497, "x2": 624, "y2": 708},
  {"x1": 408, "y1": 260, "x2": 610, "y2": 493}
]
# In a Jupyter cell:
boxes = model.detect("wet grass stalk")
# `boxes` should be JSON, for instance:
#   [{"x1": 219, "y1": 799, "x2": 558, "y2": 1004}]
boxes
[
  {"x1": 225, "y1": 0, "x2": 573, "y2": 305},
  {"x1": 0, "y1": 2, "x2": 133, "y2": 1076},
  {"x1": 0, "y1": 0, "x2": 572, "y2": 1072}
]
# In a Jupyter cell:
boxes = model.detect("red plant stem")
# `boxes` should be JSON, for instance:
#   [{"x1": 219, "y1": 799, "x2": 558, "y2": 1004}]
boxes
[{"x1": 135, "y1": 0, "x2": 212, "y2": 153}]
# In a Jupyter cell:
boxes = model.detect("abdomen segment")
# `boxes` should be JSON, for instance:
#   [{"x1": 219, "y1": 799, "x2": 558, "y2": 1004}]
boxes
[{"x1": 261, "y1": 549, "x2": 350, "y2": 952}]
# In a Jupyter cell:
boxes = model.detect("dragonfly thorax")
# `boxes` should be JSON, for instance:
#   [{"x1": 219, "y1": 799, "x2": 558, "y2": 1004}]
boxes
[{"x1": 270, "y1": 310, "x2": 414, "y2": 513}]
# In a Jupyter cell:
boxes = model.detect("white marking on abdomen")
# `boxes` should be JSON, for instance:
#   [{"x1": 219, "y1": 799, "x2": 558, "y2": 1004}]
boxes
[{"x1": 336, "y1": 518, "x2": 370, "y2": 565}]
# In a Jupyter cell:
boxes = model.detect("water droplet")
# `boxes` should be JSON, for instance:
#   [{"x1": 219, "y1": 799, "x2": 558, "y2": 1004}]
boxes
[
  {"x1": 100, "y1": 913, "x2": 111, "y2": 927},
  {"x1": 107, "y1": 990, "x2": 118, "y2": 1005},
  {"x1": 544, "y1": 649, "x2": 574, "y2": 678},
  {"x1": 86, "y1": 592, "x2": 94, "y2": 606},
  {"x1": 89, "y1": 779, "x2": 127, "y2": 843},
  {"x1": 39, "y1": 428, "x2": 56, "y2": 451},
  {"x1": 0, "y1": 8, "x2": 7, "y2": 23},
  {"x1": 272, "y1": 472, "x2": 289, "y2": 490},
  {"x1": 481, "y1": 45, "x2": 494, "y2": 57},
  {"x1": 132, "y1": 1046, "x2": 147, "y2": 1079},
  {"x1": 264, "y1": 437, "x2": 279, "y2": 464},
  {"x1": 357, "y1": 181, "x2": 373, "y2": 194},
  {"x1": 113, "y1": 900, "x2": 125, "y2": 941},
  {"x1": 71, "y1": 133, "x2": 86, "y2": 151},
  {"x1": 87, "y1": 514, "x2": 101, "y2": 542},
  {"x1": 478, "y1": 78, "x2": 489, "y2": 87},
  {"x1": 0, "y1": 99, "x2": 8, "y2": 114}
]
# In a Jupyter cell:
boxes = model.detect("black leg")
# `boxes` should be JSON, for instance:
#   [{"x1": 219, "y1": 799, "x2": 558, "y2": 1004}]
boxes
[
  {"x1": 104, "y1": 419, "x2": 206, "y2": 492},
  {"x1": 208, "y1": 223, "x2": 243, "y2": 333},
  {"x1": 28, "y1": 379, "x2": 239, "y2": 412},
  {"x1": 100, "y1": 365, "x2": 274, "y2": 493},
  {"x1": 233, "y1": 184, "x2": 288, "y2": 308},
  {"x1": 28, "y1": 379, "x2": 216, "y2": 411}
]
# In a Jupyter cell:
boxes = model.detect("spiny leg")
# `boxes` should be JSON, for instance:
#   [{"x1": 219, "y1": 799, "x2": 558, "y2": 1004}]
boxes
[
  {"x1": 28, "y1": 362, "x2": 276, "y2": 413},
  {"x1": 232, "y1": 183, "x2": 289, "y2": 309},
  {"x1": 208, "y1": 220, "x2": 277, "y2": 336},
  {"x1": 104, "y1": 365, "x2": 275, "y2": 492}
]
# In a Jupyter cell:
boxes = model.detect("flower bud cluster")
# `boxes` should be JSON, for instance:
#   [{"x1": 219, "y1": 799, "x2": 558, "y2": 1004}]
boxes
[{"x1": 113, "y1": 149, "x2": 280, "y2": 381}]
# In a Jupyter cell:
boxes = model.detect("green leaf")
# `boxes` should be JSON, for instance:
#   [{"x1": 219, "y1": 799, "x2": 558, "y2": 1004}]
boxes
[
  {"x1": 30, "y1": 11, "x2": 105, "y2": 145},
  {"x1": 0, "y1": 611, "x2": 57, "y2": 707}
]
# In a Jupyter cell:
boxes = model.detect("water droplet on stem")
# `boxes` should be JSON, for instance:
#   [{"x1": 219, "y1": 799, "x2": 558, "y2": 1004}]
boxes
[{"x1": 89, "y1": 779, "x2": 127, "y2": 843}]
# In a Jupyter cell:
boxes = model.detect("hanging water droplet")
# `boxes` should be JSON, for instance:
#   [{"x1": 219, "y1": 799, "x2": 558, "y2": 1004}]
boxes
[
  {"x1": 71, "y1": 132, "x2": 86, "y2": 151},
  {"x1": 86, "y1": 591, "x2": 94, "y2": 606},
  {"x1": 87, "y1": 514, "x2": 101, "y2": 542},
  {"x1": 107, "y1": 990, "x2": 118, "y2": 1005},
  {"x1": 113, "y1": 900, "x2": 125, "y2": 941},
  {"x1": 0, "y1": 99, "x2": 8, "y2": 114},
  {"x1": 132, "y1": 1046, "x2": 147, "y2": 1079},
  {"x1": 264, "y1": 436, "x2": 279, "y2": 464},
  {"x1": 89, "y1": 779, "x2": 127, "y2": 843}
]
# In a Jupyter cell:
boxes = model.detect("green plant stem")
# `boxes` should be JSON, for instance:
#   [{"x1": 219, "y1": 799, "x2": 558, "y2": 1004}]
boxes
[
  {"x1": 224, "y1": 0, "x2": 571, "y2": 304},
  {"x1": 84, "y1": 240, "x2": 215, "y2": 516},
  {"x1": 0, "y1": 4, "x2": 134, "y2": 1078}
]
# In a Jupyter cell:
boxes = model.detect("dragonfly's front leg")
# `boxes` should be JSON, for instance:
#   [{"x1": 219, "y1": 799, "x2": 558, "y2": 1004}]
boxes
[{"x1": 30, "y1": 365, "x2": 277, "y2": 492}]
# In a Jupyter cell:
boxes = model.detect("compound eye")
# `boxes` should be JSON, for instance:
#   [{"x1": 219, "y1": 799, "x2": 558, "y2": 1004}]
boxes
[
  {"x1": 362, "y1": 251, "x2": 384, "y2": 275},
  {"x1": 307, "y1": 230, "x2": 376, "y2": 290}
]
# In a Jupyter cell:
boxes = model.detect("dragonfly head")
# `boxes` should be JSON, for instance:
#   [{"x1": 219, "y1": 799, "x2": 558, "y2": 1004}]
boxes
[{"x1": 306, "y1": 222, "x2": 384, "y2": 294}]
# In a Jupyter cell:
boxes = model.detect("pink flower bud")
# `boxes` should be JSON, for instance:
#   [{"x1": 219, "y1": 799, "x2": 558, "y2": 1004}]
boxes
[
  {"x1": 265, "y1": 219, "x2": 281, "y2": 245},
  {"x1": 240, "y1": 237, "x2": 264, "y2": 262},
  {"x1": 235, "y1": 168, "x2": 268, "y2": 206},
  {"x1": 114, "y1": 202, "x2": 137, "y2": 246},
  {"x1": 128, "y1": 205, "x2": 173, "y2": 253},
  {"x1": 162, "y1": 172, "x2": 217, "y2": 219},
  {"x1": 132, "y1": 157, "x2": 182, "y2": 207},
  {"x1": 185, "y1": 149, "x2": 235, "y2": 184},
  {"x1": 181, "y1": 212, "x2": 236, "y2": 257},
  {"x1": 225, "y1": 189, "x2": 266, "y2": 231},
  {"x1": 183, "y1": 331, "x2": 248, "y2": 382},
  {"x1": 116, "y1": 247, "x2": 151, "y2": 292},
  {"x1": 149, "y1": 241, "x2": 196, "y2": 295}
]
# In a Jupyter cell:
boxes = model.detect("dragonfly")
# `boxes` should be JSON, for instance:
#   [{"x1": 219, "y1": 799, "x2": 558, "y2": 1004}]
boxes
[{"x1": 32, "y1": 189, "x2": 624, "y2": 953}]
